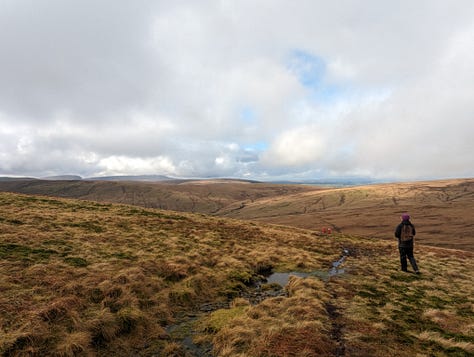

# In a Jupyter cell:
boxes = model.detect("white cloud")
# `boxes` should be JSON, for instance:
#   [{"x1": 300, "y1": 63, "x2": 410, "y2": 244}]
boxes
[
  {"x1": 97, "y1": 155, "x2": 176, "y2": 177},
  {"x1": 262, "y1": 127, "x2": 326, "y2": 167},
  {"x1": 0, "y1": 1, "x2": 474, "y2": 180}
]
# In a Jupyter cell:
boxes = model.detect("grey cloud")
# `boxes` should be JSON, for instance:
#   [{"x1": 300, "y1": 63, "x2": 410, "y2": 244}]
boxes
[
  {"x1": 1, "y1": 1, "x2": 474, "y2": 180},
  {"x1": 0, "y1": 0, "x2": 158, "y2": 121}
]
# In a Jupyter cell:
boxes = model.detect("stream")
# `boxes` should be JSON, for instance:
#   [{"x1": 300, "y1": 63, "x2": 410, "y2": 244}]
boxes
[
  {"x1": 164, "y1": 248, "x2": 350, "y2": 355},
  {"x1": 266, "y1": 248, "x2": 349, "y2": 285}
]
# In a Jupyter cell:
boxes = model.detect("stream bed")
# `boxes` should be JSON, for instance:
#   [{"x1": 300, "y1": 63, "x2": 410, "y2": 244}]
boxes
[
  {"x1": 165, "y1": 248, "x2": 350, "y2": 355},
  {"x1": 266, "y1": 248, "x2": 349, "y2": 285}
]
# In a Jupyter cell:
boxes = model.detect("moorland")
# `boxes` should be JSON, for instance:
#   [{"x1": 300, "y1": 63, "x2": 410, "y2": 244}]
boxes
[
  {"x1": 1, "y1": 177, "x2": 473, "y2": 251},
  {"x1": 0, "y1": 178, "x2": 473, "y2": 356}
]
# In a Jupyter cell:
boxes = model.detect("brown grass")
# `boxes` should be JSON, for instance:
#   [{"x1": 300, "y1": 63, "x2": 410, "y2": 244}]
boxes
[
  {"x1": 1, "y1": 178, "x2": 472, "y2": 252},
  {"x1": 220, "y1": 178, "x2": 474, "y2": 252},
  {"x1": 199, "y1": 277, "x2": 334, "y2": 356},
  {"x1": 0, "y1": 191, "x2": 472, "y2": 356}
]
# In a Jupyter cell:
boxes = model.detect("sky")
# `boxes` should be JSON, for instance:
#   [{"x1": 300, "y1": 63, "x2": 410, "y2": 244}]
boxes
[{"x1": 1, "y1": 0, "x2": 474, "y2": 181}]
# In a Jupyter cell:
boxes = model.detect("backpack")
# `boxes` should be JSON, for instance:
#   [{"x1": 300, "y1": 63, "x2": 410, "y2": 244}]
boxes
[{"x1": 400, "y1": 224, "x2": 414, "y2": 241}]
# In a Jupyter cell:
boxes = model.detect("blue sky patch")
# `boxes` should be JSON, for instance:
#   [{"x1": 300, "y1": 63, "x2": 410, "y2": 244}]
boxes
[
  {"x1": 289, "y1": 50, "x2": 326, "y2": 89},
  {"x1": 288, "y1": 49, "x2": 345, "y2": 103},
  {"x1": 244, "y1": 141, "x2": 268, "y2": 151},
  {"x1": 239, "y1": 106, "x2": 257, "y2": 124}
]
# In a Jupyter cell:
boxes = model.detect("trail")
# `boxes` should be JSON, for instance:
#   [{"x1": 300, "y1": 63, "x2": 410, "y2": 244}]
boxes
[
  {"x1": 324, "y1": 249, "x2": 349, "y2": 356},
  {"x1": 325, "y1": 299, "x2": 345, "y2": 356},
  {"x1": 264, "y1": 248, "x2": 350, "y2": 356}
]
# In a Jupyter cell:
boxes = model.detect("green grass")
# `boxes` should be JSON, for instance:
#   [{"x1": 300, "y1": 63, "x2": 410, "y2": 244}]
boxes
[{"x1": 0, "y1": 243, "x2": 58, "y2": 261}]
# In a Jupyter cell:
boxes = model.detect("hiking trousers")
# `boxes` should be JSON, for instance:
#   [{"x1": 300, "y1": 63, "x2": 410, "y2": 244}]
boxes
[{"x1": 399, "y1": 246, "x2": 419, "y2": 272}]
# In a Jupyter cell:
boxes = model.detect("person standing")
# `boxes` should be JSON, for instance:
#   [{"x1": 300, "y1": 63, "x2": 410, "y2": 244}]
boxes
[{"x1": 394, "y1": 213, "x2": 420, "y2": 274}]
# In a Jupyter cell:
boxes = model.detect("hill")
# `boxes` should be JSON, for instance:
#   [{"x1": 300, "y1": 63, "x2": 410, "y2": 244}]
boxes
[
  {"x1": 85, "y1": 175, "x2": 176, "y2": 182},
  {"x1": 0, "y1": 178, "x2": 316, "y2": 214},
  {"x1": 218, "y1": 178, "x2": 474, "y2": 252},
  {"x1": 0, "y1": 192, "x2": 473, "y2": 356},
  {"x1": 42, "y1": 175, "x2": 84, "y2": 181},
  {"x1": 0, "y1": 178, "x2": 473, "y2": 252}
]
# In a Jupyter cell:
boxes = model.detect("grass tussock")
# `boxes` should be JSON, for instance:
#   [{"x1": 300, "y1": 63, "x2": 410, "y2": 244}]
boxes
[
  {"x1": 0, "y1": 192, "x2": 337, "y2": 356},
  {"x1": 0, "y1": 191, "x2": 473, "y2": 356},
  {"x1": 326, "y1": 236, "x2": 474, "y2": 357},
  {"x1": 198, "y1": 276, "x2": 335, "y2": 356}
]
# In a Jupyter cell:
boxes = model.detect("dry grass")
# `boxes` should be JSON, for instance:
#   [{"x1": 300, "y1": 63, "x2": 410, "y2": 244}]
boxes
[
  {"x1": 0, "y1": 191, "x2": 472, "y2": 356},
  {"x1": 198, "y1": 276, "x2": 334, "y2": 356},
  {"x1": 0, "y1": 179, "x2": 315, "y2": 215},
  {"x1": 2, "y1": 178, "x2": 473, "y2": 251},
  {"x1": 220, "y1": 178, "x2": 474, "y2": 252},
  {"x1": 0, "y1": 192, "x2": 336, "y2": 355},
  {"x1": 325, "y1": 236, "x2": 474, "y2": 357}
]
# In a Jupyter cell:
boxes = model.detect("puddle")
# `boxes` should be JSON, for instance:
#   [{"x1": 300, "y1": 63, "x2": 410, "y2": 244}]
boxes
[
  {"x1": 266, "y1": 271, "x2": 311, "y2": 285},
  {"x1": 165, "y1": 249, "x2": 350, "y2": 354},
  {"x1": 329, "y1": 252, "x2": 347, "y2": 276},
  {"x1": 265, "y1": 249, "x2": 349, "y2": 286}
]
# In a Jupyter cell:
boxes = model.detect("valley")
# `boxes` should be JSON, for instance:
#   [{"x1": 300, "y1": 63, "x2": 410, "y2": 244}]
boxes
[{"x1": 1, "y1": 178, "x2": 473, "y2": 251}]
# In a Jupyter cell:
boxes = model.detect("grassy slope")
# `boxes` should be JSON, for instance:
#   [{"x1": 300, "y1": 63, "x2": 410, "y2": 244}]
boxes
[
  {"x1": 0, "y1": 192, "x2": 473, "y2": 356},
  {"x1": 1, "y1": 178, "x2": 472, "y2": 252},
  {"x1": 219, "y1": 178, "x2": 474, "y2": 252},
  {"x1": 0, "y1": 179, "x2": 317, "y2": 215}
]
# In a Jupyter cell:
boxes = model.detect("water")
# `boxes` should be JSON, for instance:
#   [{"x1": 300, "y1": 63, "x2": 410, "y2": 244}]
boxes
[
  {"x1": 164, "y1": 249, "x2": 350, "y2": 354},
  {"x1": 165, "y1": 316, "x2": 213, "y2": 356},
  {"x1": 329, "y1": 252, "x2": 347, "y2": 276},
  {"x1": 265, "y1": 249, "x2": 349, "y2": 286},
  {"x1": 266, "y1": 271, "x2": 311, "y2": 285}
]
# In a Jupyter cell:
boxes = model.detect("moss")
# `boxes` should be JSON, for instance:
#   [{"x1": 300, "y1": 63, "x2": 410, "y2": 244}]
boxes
[
  {"x1": 169, "y1": 288, "x2": 196, "y2": 306},
  {"x1": 220, "y1": 279, "x2": 248, "y2": 299},
  {"x1": 228, "y1": 270, "x2": 255, "y2": 285},
  {"x1": 110, "y1": 252, "x2": 136, "y2": 260},
  {"x1": 64, "y1": 256, "x2": 89, "y2": 267},
  {"x1": 42, "y1": 240, "x2": 74, "y2": 255},
  {"x1": 0, "y1": 243, "x2": 58, "y2": 261},
  {"x1": 200, "y1": 306, "x2": 247, "y2": 334}
]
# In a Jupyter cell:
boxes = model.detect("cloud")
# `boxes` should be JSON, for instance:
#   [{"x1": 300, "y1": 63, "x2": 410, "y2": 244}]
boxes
[
  {"x1": 96, "y1": 155, "x2": 176, "y2": 176},
  {"x1": 1, "y1": 1, "x2": 474, "y2": 180},
  {"x1": 262, "y1": 126, "x2": 326, "y2": 167}
]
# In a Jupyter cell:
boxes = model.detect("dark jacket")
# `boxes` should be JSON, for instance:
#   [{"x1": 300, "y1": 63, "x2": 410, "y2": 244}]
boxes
[{"x1": 395, "y1": 220, "x2": 416, "y2": 248}]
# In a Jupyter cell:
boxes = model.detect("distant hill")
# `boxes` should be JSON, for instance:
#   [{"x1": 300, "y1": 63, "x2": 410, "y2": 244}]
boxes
[
  {"x1": 2, "y1": 174, "x2": 182, "y2": 182},
  {"x1": 218, "y1": 178, "x2": 474, "y2": 251},
  {"x1": 42, "y1": 175, "x2": 83, "y2": 180},
  {"x1": 0, "y1": 178, "x2": 316, "y2": 214},
  {"x1": 85, "y1": 174, "x2": 175, "y2": 181},
  {"x1": 0, "y1": 176, "x2": 37, "y2": 181},
  {"x1": 0, "y1": 177, "x2": 472, "y2": 251},
  {"x1": 0, "y1": 174, "x2": 261, "y2": 183}
]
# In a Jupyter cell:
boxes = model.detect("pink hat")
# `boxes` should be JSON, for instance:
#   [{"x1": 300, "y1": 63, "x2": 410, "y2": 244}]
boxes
[{"x1": 401, "y1": 213, "x2": 410, "y2": 221}]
